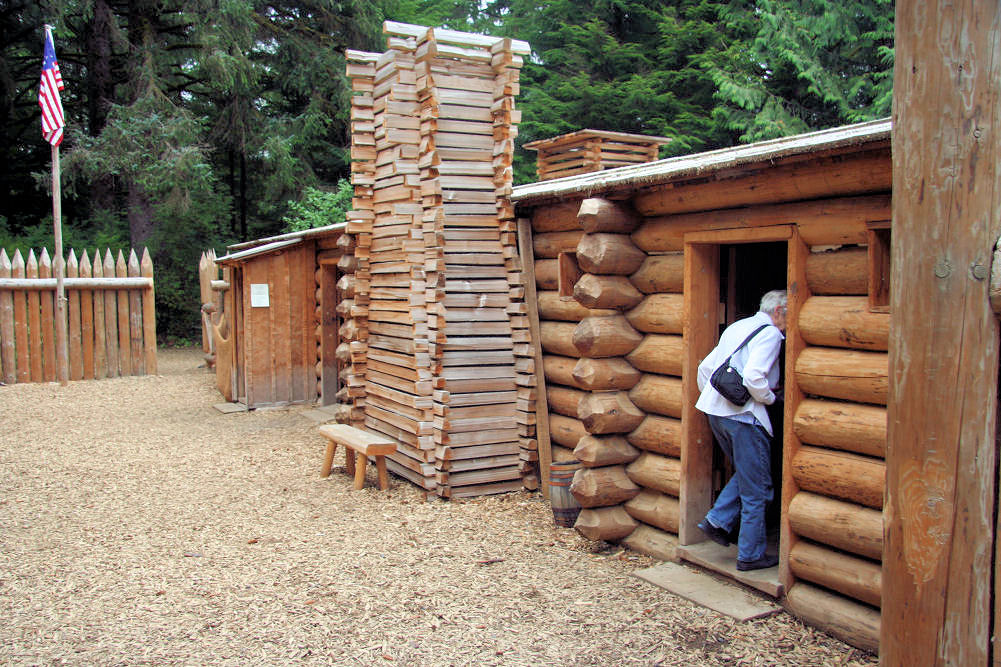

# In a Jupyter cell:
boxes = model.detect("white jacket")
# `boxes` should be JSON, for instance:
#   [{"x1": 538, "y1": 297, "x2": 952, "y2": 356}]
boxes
[{"x1": 695, "y1": 311, "x2": 784, "y2": 435}]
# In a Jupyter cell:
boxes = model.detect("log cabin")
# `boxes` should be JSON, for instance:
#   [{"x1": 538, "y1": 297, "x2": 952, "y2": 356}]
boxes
[
  {"x1": 511, "y1": 118, "x2": 892, "y2": 652},
  {"x1": 212, "y1": 223, "x2": 347, "y2": 410}
]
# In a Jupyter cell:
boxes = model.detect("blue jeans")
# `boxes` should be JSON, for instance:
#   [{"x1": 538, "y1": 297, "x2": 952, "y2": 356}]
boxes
[{"x1": 704, "y1": 415, "x2": 773, "y2": 562}]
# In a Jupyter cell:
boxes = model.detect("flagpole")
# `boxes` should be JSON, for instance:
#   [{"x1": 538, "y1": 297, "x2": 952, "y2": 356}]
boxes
[{"x1": 52, "y1": 143, "x2": 68, "y2": 385}]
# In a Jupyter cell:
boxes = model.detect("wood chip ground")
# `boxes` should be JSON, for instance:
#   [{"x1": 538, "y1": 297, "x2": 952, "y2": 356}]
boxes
[{"x1": 0, "y1": 349, "x2": 877, "y2": 665}]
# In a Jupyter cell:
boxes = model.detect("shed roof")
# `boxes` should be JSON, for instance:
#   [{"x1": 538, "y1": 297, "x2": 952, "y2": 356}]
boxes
[
  {"x1": 215, "y1": 239, "x2": 303, "y2": 265},
  {"x1": 222, "y1": 222, "x2": 346, "y2": 254},
  {"x1": 512, "y1": 118, "x2": 891, "y2": 205}
]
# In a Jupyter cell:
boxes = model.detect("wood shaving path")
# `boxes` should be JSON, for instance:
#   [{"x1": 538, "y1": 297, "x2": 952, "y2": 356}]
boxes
[{"x1": 0, "y1": 349, "x2": 877, "y2": 666}]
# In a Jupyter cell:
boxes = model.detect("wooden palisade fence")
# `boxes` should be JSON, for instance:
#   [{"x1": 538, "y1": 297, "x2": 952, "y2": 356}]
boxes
[{"x1": 0, "y1": 247, "x2": 156, "y2": 384}]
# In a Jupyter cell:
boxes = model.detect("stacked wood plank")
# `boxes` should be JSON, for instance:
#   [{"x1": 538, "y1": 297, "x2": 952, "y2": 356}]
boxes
[
  {"x1": 523, "y1": 129, "x2": 671, "y2": 181},
  {"x1": 342, "y1": 23, "x2": 530, "y2": 497}
]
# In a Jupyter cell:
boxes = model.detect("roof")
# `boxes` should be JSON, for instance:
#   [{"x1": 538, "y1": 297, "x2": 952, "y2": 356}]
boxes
[
  {"x1": 383, "y1": 21, "x2": 531, "y2": 55},
  {"x1": 216, "y1": 222, "x2": 345, "y2": 264},
  {"x1": 523, "y1": 129, "x2": 673, "y2": 151},
  {"x1": 216, "y1": 239, "x2": 303, "y2": 265},
  {"x1": 512, "y1": 118, "x2": 892, "y2": 205}
]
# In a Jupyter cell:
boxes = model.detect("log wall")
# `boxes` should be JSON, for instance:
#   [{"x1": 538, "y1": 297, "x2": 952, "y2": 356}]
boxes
[{"x1": 526, "y1": 157, "x2": 891, "y2": 651}]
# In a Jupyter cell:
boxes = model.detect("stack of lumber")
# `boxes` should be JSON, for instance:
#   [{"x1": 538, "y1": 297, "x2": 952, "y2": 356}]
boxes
[
  {"x1": 341, "y1": 22, "x2": 531, "y2": 497},
  {"x1": 342, "y1": 50, "x2": 379, "y2": 428},
  {"x1": 523, "y1": 129, "x2": 671, "y2": 181}
]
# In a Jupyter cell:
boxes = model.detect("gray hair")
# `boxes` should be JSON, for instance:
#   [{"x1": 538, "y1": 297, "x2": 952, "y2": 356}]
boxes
[{"x1": 759, "y1": 289, "x2": 788, "y2": 315}]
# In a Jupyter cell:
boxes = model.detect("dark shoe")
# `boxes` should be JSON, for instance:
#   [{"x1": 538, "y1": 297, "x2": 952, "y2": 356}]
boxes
[
  {"x1": 736, "y1": 554, "x2": 779, "y2": 571},
  {"x1": 697, "y1": 520, "x2": 731, "y2": 547}
]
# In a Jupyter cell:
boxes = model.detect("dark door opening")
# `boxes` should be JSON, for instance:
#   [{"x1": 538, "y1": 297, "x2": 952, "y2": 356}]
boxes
[{"x1": 714, "y1": 242, "x2": 787, "y2": 551}]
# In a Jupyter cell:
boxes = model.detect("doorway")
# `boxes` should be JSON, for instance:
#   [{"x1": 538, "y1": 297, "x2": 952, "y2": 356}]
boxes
[{"x1": 678, "y1": 227, "x2": 800, "y2": 598}]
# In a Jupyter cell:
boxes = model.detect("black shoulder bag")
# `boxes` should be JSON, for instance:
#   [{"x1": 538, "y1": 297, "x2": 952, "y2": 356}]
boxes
[{"x1": 709, "y1": 325, "x2": 769, "y2": 405}]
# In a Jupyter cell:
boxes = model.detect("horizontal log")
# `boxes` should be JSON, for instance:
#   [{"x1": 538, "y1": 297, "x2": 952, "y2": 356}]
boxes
[
  {"x1": 573, "y1": 315, "x2": 642, "y2": 357},
  {"x1": 0, "y1": 277, "x2": 152, "y2": 290},
  {"x1": 624, "y1": 489, "x2": 680, "y2": 533},
  {"x1": 534, "y1": 230, "x2": 584, "y2": 258},
  {"x1": 538, "y1": 291, "x2": 615, "y2": 321},
  {"x1": 532, "y1": 200, "x2": 584, "y2": 232},
  {"x1": 573, "y1": 274, "x2": 643, "y2": 310},
  {"x1": 570, "y1": 465, "x2": 641, "y2": 508},
  {"x1": 626, "y1": 415, "x2": 682, "y2": 457},
  {"x1": 791, "y1": 446, "x2": 885, "y2": 509},
  {"x1": 543, "y1": 355, "x2": 587, "y2": 390},
  {"x1": 552, "y1": 444, "x2": 577, "y2": 462},
  {"x1": 577, "y1": 197, "x2": 640, "y2": 234},
  {"x1": 620, "y1": 523, "x2": 678, "y2": 560},
  {"x1": 805, "y1": 247, "x2": 868, "y2": 295},
  {"x1": 793, "y1": 398, "x2": 886, "y2": 458},
  {"x1": 631, "y1": 154, "x2": 891, "y2": 219},
  {"x1": 784, "y1": 583, "x2": 880, "y2": 654},
  {"x1": 549, "y1": 414, "x2": 588, "y2": 449},
  {"x1": 789, "y1": 540, "x2": 881, "y2": 608},
  {"x1": 795, "y1": 347, "x2": 888, "y2": 405},
  {"x1": 629, "y1": 253, "x2": 684, "y2": 294},
  {"x1": 573, "y1": 435, "x2": 640, "y2": 467},
  {"x1": 628, "y1": 374, "x2": 683, "y2": 418},
  {"x1": 572, "y1": 357, "x2": 641, "y2": 391},
  {"x1": 574, "y1": 506, "x2": 638, "y2": 541},
  {"x1": 535, "y1": 259, "x2": 559, "y2": 290},
  {"x1": 626, "y1": 452, "x2": 681, "y2": 496},
  {"x1": 625, "y1": 334, "x2": 683, "y2": 376},
  {"x1": 576, "y1": 233, "x2": 646, "y2": 275},
  {"x1": 788, "y1": 491, "x2": 883, "y2": 561},
  {"x1": 632, "y1": 194, "x2": 891, "y2": 252},
  {"x1": 547, "y1": 385, "x2": 588, "y2": 418},
  {"x1": 799, "y1": 296, "x2": 889, "y2": 351},
  {"x1": 626, "y1": 294, "x2": 684, "y2": 334},
  {"x1": 578, "y1": 391, "x2": 645, "y2": 434},
  {"x1": 540, "y1": 321, "x2": 581, "y2": 357}
]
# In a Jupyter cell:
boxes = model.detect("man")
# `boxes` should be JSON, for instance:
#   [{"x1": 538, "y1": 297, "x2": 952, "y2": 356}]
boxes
[{"x1": 695, "y1": 289, "x2": 787, "y2": 571}]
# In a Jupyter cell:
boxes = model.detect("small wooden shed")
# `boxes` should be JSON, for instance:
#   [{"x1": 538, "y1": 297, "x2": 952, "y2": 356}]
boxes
[
  {"x1": 511, "y1": 119, "x2": 892, "y2": 652},
  {"x1": 213, "y1": 224, "x2": 346, "y2": 409}
]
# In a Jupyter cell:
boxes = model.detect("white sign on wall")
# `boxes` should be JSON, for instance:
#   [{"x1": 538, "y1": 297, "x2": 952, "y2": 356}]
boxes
[{"x1": 250, "y1": 283, "x2": 270, "y2": 308}]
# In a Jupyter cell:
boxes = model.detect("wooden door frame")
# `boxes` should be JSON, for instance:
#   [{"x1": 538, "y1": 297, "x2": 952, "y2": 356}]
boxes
[{"x1": 679, "y1": 224, "x2": 807, "y2": 592}]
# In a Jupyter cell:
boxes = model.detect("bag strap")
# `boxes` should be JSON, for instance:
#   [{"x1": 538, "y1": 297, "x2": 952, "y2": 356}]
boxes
[{"x1": 721, "y1": 324, "x2": 769, "y2": 367}]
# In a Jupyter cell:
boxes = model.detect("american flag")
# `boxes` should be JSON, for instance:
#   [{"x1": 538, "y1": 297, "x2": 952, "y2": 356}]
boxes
[{"x1": 39, "y1": 25, "x2": 65, "y2": 147}]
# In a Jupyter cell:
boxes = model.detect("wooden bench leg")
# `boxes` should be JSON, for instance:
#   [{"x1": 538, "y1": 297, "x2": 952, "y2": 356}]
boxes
[
  {"x1": 345, "y1": 446, "x2": 355, "y2": 478},
  {"x1": 375, "y1": 455, "x2": 389, "y2": 490},
  {"x1": 353, "y1": 451, "x2": 367, "y2": 490},
  {"x1": 321, "y1": 440, "x2": 337, "y2": 478}
]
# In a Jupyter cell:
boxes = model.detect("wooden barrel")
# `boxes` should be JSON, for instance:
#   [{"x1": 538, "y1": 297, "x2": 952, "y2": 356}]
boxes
[{"x1": 550, "y1": 460, "x2": 583, "y2": 527}]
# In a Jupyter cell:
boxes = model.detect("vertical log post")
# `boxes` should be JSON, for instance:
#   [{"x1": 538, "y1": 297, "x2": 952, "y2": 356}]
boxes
[
  {"x1": 883, "y1": 2, "x2": 1001, "y2": 664},
  {"x1": 141, "y1": 248, "x2": 157, "y2": 375}
]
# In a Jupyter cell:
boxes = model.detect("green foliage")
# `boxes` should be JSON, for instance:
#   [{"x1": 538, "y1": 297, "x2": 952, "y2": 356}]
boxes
[
  {"x1": 282, "y1": 181, "x2": 354, "y2": 233},
  {"x1": 702, "y1": 0, "x2": 894, "y2": 142}
]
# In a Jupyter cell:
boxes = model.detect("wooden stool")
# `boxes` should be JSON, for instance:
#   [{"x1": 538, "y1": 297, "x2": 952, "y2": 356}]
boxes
[{"x1": 319, "y1": 424, "x2": 397, "y2": 490}]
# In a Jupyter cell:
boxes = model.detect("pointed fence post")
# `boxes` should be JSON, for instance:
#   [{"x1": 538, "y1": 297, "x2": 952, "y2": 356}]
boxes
[
  {"x1": 103, "y1": 250, "x2": 119, "y2": 377},
  {"x1": 127, "y1": 249, "x2": 143, "y2": 375},
  {"x1": 91, "y1": 250, "x2": 107, "y2": 379},
  {"x1": 141, "y1": 248, "x2": 156, "y2": 375},
  {"x1": 115, "y1": 250, "x2": 131, "y2": 375},
  {"x1": 79, "y1": 250, "x2": 95, "y2": 380},
  {"x1": 12, "y1": 250, "x2": 29, "y2": 383},
  {"x1": 39, "y1": 248, "x2": 55, "y2": 382},
  {"x1": 0, "y1": 249, "x2": 14, "y2": 383},
  {"x1": 67, "y1": 249, "x2": 82, "y2": 380}
]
